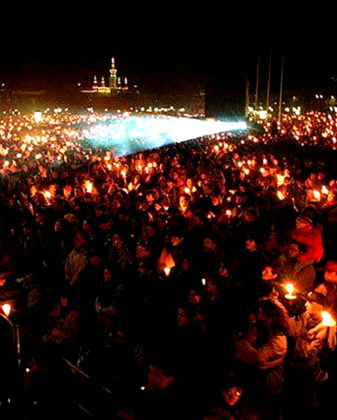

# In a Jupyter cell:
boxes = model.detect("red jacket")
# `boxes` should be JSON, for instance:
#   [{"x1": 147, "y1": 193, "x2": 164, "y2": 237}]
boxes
[{"x1": 290, "y1": 226, "x2": 324, "y2": 263}]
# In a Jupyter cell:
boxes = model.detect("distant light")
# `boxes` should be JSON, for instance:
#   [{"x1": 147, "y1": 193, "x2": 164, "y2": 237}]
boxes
[
  {"x1": 34, "y1": 111, "x2": 42, "y2": 123},
  {"x1": 258, "y1": 110, "x2": 267, "y2": 119}
]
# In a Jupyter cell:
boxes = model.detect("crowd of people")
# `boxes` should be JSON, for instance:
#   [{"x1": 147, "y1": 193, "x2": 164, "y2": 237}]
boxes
[{"x1": 1, "y1": 109, "x2": 337, "y2": 418}]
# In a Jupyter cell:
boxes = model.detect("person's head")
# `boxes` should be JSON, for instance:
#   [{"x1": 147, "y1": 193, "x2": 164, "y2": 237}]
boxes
[
  {"x1": 257, "y1": 299, "x2": 284, "y2": 322},
  {"x1": 262, "y1": 265, "x2": 278, "y2": 281},
  {"x1": 112, "y1": 233, "x2": 123, "y2": 249},
  {"x1": 179, "y1": 194, "x2": 189, "y2": 209},
  {"x1": 137, "y1": 258, "x2": 153, "y2": 276},
  {"x1": 60, "y1": 296, "x2": 69, "y2": 307},
  {"x1": 244, "y1": 207, "x2": 259, "y2": 223},
  {"x1": 180, "y1": 257, "x2": 190, "y2": 272},
  {"x1": 296, "y1": 214, "x2": 313, "y2": 229},
  {"x1": 324, "y1": 260, "x2": 337, "y2": 283},
  {"x1": 192, "y1": 212, "x2": 205, "y2": 228},
  {"x1": 103, "y1": 268, "x2": 112, "y2": 282},
  {"x1": 245, "y1": 237, "x2": 258, "y2": 251},
  {"x1": 203, "y1": 235, "x2": 218, "y2": 252},
  {"x1": 211, "y1": 194, "x2": 222, "y2": 206},
  {"x1": 177, "y1": 307, "x2": 191, "y2": 327},
  {"x1": 54, "y1": 219, "x2": 63, "y2": 232},
  {"x1": 73, "y1": 231, "x2": 88, "y2": 250},
  {"x1": 244, "y1": 325, "x2": 258, "y2": 345},
  {"x1": 171, "y1": 233, "x2": 183, "y2": 247},
  {"x1": 222, "y1": 385, "x2": 243, "y2": 406},
  {"x1": 147, "y1": 364, "x2": 174, "y2": 390},
  {"x1": 286, "y1": 242, "x2": 301, "y2": 259},
  {"x1": 188, "y1": 289, "x2": 202, "y2": 305},
  {"x1": 88, "y1": 249, "x2": 102, "y2": 266},
  {"x1": 136, "y1": 242, "x2": 152, "y2": 260},
  {"x1": 204, "y1": 275, "x2": 218, "y2": 294},
  {"x1": 83, "y1": 217, "x2": 96, "y2": 233}
]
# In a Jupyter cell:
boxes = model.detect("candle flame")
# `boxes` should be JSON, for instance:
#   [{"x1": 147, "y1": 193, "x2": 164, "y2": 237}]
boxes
[
  {"x1": 322, "y1": 311, "x2": 336, "y2": 327},
  {"x1": 321, "y1": 185, "x2": 329, "y2": 195},
  {"x1": 285, "y1": 283, "x2": 294, "y2": 295},
  {"x1": 313, "y1": 190, "x2": 321, "y2": 200},
  {"x1": 84, "y1": 180, "x2": 93, "y2": 193},
  {"x1": 277, "y1": 190, "x2": 285, "y2": 200},
  {"x1": 276, "y1": 174, "x2": 285, "y2": 186},
  {"x1": 2, "y1": 303, "x2": 11, "y2": 316},
  {"x1": 43, "y1": 190, "x2": 51, "y2": 200},
  {"x1": 164, "y1": 267, "x2": 171, "y2": 277}
]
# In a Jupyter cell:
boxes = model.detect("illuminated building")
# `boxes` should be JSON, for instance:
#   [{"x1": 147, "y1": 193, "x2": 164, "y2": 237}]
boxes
[{"x1": 81, "y1": 57, "x2": 130, "y2": 97}]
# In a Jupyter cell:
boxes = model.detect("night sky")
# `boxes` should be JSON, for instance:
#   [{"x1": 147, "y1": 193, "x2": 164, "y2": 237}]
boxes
[{"x1": 0, "y1": 6, "x2": 336, "y2": 97}]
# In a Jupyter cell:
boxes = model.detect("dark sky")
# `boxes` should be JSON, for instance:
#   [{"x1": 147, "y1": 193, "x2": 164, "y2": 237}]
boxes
[{"x1": 1, "y1": 5, "x2": 336, "y2": 96}]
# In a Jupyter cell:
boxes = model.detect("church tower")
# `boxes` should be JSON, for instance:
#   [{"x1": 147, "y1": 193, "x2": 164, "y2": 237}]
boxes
[
  {"x1": 109, "y1": 57, "x2": 118, "y2": 91},
  {"x1": 93, "y1": 75, "x2": 98, "y2": 90}
]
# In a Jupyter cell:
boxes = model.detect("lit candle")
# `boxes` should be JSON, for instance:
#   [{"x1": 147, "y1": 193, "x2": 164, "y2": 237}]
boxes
[
  {"x1": 284, "y1": 283, "x2": 296, "y2": 300},
  {"x1": 164, "y1": 267, "x2": 171, "y2": 277}
]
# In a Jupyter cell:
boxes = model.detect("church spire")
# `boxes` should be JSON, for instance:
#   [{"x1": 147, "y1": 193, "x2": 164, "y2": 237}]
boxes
[
  {"x1": 109, "y1": 56, "x2": 118, "y2": 90},
  {"x1": 93, "y1": 75, "x2": 98, "y2": 89}
]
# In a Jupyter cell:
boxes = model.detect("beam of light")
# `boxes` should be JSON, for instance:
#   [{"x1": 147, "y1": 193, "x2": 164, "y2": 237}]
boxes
[{"x1": 81, "y1": 115, "x2": 247, "y2": 156}]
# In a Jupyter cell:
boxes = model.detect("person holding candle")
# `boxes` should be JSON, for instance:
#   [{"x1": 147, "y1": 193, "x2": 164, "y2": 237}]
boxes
[
  {"x1": 289, "y1": 214, "x2": 324, "y2": 264},
  {"x1": 309, "y1": 260, "x2": 337, "y2": 318},
  {"x1": 276, "y1": 242, "x2": 316, "y2": 295}
]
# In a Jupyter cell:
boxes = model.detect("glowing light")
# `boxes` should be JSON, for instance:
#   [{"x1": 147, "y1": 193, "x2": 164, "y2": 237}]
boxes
[
  {"x1": 314, "y1": 190, "x2": 321, "y2": 200},
  {"x1": 84, "y1": 180, "x2": 93, "y2": 193},
  {"x1": 284, "y1": 283, "x2": 296, "y2": 300},
  {"x1": 43, "y1": 190, "x2": 52, "y2": 200},
  {"x1": 2, "y1": 304, "x2": 11, "y2": 316},
  {"x1": 322, "y1": 311, "x2": 336, "y2": 327},
  {"x1": 277, "y1": 190, "x2": 285, "y2": 200},
  {"x1": 322, "y1": 185, "x2": 329, "y2": 195},
  {"x1": 164, "y1": 267, "x2": 171, "y2": 277},
  {"x1": 276, "y1": 174, "x2": 285, "y2": 186},
  {"x1": 34, "y1": 112, "x2": 42, "y2": 123},
  {"x1": 83, "y1": 116, "x2": 247, "y2": 156}
]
